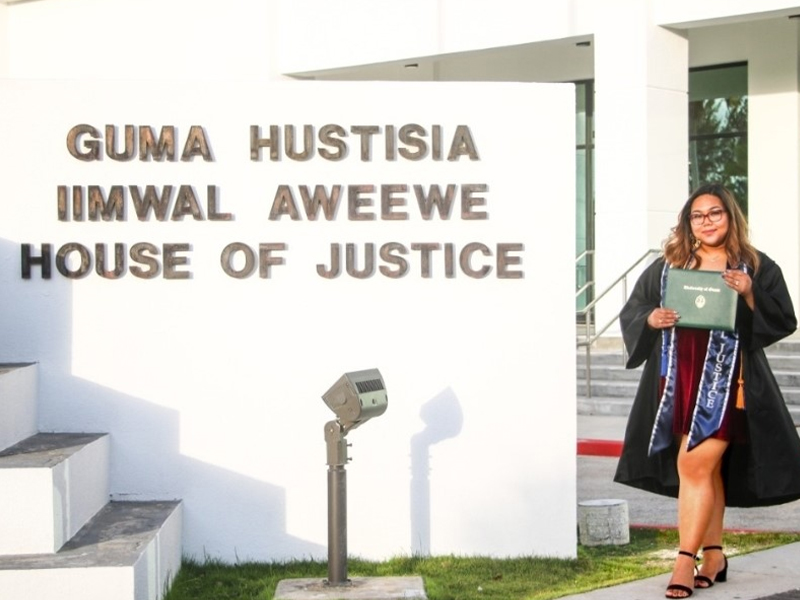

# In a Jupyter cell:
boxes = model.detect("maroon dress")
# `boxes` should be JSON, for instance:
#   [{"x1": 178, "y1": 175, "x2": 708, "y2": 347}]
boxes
[{"x1": 670, "y1": 328, "x2": 748, "y2": 443}]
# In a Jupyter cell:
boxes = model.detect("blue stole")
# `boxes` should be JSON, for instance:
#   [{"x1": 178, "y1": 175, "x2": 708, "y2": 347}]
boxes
[{"x1": 647, "y1": 262, "x2": 742, "y2": 456}]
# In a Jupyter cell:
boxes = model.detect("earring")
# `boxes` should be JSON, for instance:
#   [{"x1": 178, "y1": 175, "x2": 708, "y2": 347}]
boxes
[{"x1": 691, "y1": 236, "x2": 701, "y2": 250}]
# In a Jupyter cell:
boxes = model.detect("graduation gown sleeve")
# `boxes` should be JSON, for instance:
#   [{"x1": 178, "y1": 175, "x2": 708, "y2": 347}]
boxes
[
  {"x1": 619, "y1": 258, "x2": 664, "y2": 370},
  {"x1": 613, "y1": 258, "x2": 682, "y2": 499},
  {"x1": 726, "y1": 252, "x2": 800, "y2": 506}
]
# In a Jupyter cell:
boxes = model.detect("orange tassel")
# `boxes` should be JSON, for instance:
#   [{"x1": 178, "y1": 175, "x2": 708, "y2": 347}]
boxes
[{"x1": 736, "y1": 353, "x2": 745, "y2": 410}]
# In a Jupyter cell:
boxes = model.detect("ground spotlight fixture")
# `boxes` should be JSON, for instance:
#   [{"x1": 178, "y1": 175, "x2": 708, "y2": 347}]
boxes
[{"x1": 321, "y1": 369, "x2": 388, "y2": 586}]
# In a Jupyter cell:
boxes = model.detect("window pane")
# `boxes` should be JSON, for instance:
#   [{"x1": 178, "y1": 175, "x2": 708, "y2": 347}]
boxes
[
  {"x1": 688, "y1": 63, "x2": 748, "y2": 212},
  {"x1": 576, "y1": 83, "x2": 587, "y2": 146},
  {"x1": 689, "y1": 63, "x2": 747, "y2": 102}
]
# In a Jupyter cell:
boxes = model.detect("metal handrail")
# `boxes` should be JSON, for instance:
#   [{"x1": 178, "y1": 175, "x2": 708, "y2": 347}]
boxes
[
  {"x1": 575, "y1": 249, "x2": 594, "y2": 300},
  {"x1": 576, "y1": 248, "x2": 660, "y2": 397}
]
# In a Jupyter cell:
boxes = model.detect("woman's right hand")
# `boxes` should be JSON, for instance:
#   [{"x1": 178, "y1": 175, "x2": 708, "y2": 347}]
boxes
[{"x1": 648, "y1": 308, "x2": 680, "y2": 329}]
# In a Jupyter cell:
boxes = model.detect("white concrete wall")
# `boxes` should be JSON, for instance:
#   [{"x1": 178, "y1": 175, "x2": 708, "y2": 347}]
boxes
[
  {"x1": 0, "y1": 4, "x2": 9, "y2": 76},
  {"x1": 0, "y1": 365, "x2": 37, "y2": 450},
  {"x1": 655, "y1": 0, "x2": 800, "y2": 28},
  {"x1": 277, "y1": 0, "x2": 593, "y2": 76},
  {"x1": 592, "y1": 0, "x2": 688, "y2": 330},
  {"x1": 747, "y1": 19, "x2": 800, "y2": 308},
  {"x1": 277, "y1": 0, "x2": 599, "y2": 83},
  {"x1": 4, "y1": 0, "x2": 800, "y2": 565},
  {"x1": 0, "y1": 73, "x2": 577, "y2": 562},
  {"x1": 1, "y1": 0, "x2": 282, "y2": 80},
  {"x1": 277, "y1": 1, "x2": 800, "y2": 75}
]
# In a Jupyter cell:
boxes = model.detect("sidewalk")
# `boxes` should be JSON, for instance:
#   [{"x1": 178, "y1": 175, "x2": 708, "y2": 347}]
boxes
[{"x1": 572, "y1": 413, "x2": 800, "y2": 600}]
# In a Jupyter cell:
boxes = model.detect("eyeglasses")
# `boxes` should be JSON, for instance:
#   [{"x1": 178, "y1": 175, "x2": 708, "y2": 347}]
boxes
[{"x1": 689, "y1": 208, "x2": 726, "y2": 226}]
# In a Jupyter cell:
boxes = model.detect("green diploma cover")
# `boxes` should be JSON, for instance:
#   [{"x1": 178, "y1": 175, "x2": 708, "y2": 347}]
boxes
[{"x1": 664, "y1": 268, "x2": 737, "y2": 331}]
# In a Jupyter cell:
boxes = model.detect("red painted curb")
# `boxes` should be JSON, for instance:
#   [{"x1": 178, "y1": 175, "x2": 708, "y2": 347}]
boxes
[{"x1": 577, "y1": 438, "x2": 623, "y2": 457}]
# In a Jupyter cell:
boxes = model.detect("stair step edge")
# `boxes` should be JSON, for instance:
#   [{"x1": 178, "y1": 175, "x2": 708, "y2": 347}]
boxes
[
  {"x1": 0, "y1": 433, "x2": 107, "y2": 468},
  {"x1": 0, "y1": 500, "x2": 182, "y2": 570}
]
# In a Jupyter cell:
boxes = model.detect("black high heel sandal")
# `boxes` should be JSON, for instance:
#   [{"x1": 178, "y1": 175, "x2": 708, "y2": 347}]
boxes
[
  {"x1": 694, "y1": 545, "x2": 728, "y2": 588},
  {"x1": 666, "y1": 550, "x2": 697, "y2": 598}
]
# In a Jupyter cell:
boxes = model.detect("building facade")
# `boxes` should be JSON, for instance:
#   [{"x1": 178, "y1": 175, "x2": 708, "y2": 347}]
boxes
[
  {"x1": 3, "y1": 0, "x2": 799, "y2": 322},
  {"x1": 1, "y1": 0, "x2": 799, "y2": 564},
  {"x1": 275, "y1": 0, "x2": 800, "y2": 329}
]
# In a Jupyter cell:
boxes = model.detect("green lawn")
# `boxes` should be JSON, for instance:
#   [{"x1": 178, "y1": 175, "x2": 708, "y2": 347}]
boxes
[{"x1": 163, "y1": 528, "x2": 800, "y2": 600}]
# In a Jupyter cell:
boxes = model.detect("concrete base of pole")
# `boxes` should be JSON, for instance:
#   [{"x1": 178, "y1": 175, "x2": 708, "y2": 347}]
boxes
[
  {"x1": 577, "y1": 499, "x2": 630, "y2": 546},
  {"x1": 274, "y1": 576, "x2": 427, "y2": 600}
]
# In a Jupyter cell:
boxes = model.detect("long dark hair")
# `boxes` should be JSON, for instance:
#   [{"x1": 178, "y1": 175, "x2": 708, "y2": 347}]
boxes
[{"x1": 663, "y1": 183, "x2": 760, "y2": 272}]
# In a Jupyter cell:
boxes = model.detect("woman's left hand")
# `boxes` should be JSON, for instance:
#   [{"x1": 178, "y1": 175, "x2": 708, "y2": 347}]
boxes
[{"x1": 723, "y1": 269, "x2": 752, "y2": 297}]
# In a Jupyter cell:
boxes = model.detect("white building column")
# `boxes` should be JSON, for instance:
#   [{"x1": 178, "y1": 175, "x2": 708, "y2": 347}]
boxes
[
  {"x1": 747, "y1": 17, "x2": 800, "y2": 310},
  {"x1": 593, "y1": 1, "x2": 689, "y2": 332}
]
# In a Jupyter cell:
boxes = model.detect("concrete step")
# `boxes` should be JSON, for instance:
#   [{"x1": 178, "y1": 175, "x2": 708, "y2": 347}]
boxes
[
  {"x1": 767, "y1": 354, "x2": 800, "y2": 370},
  {"x1": 577, "y1": 379, "x2": 638, "y2": 399},
  {"x1": 0, "y1": 433, "x2": 110, "y2": 555},
  {"x1": 578, "y1": 350, "x2": 800, "y2": 369},
  {"x1": 579, "y1": 370, "x2": 800, "y2": 405},
  {"x1": 577, "y1": 395, "x2": 634, "y2": 417},
  {"x1": 577, "y1": 335, "x2": 800, "y2": 356},
  {"x1": 578, "y1": 367, "x2": 800, "y2": 403},
  {"x1": 0, "y1": 363, "x2": 37, "y2": 452},
  {"x1": 577, "y1": 336, "x2": 800, "y2": 424},
  {"x1": 577, "y1": 364, "x2": 642, "y2": 382},
  {"x1": 769, "y1": 338, "x2": 800, "y2": 353},
  {"x1": 578, "y1": 394, "x2": 800, "y2": 425},
  {"x1": 0, "y1": 500, "x2": 183, "y2": 600},
  {"x1": 771, "y1": 368, "x2": 800, "y2": 386},
  {"x1": 783, "y1": 389, "x2": 800, "y2": 407}
]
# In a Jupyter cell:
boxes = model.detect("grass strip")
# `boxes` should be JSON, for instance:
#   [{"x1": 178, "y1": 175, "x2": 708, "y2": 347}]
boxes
[{"x1": 164, "y1": 528, "x2": 800, "y2": 600}]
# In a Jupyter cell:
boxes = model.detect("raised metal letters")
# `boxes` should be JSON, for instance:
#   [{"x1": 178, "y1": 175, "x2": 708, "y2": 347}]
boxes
[{"x1": 25, "y1": 122, "x2": 527, "y2": 281}]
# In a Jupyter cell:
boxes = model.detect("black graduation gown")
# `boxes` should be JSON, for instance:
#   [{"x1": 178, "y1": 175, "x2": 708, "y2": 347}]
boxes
[{"x1": 613, "y1": 252, "x2": 800, "y2": 507}]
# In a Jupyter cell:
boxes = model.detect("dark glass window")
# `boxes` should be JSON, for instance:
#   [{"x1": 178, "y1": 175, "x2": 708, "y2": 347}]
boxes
[{"x1": 689, "y1": 62, "x2": 748, "y2": 212}]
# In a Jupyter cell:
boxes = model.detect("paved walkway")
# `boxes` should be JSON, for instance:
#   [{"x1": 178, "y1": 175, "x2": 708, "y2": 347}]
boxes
[{"x1": 573, "y1": 414, "x2": 800, "y2": 600}]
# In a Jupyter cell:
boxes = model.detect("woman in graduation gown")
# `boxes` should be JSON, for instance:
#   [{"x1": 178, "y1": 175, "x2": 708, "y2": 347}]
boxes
[{"x1": 613, "y1": 183, "x2": 800, "y2": 598}]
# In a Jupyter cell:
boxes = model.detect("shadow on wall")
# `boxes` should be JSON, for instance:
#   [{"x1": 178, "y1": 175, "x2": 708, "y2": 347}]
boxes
[
  {"x1": 0, "y1": 237, "x2": 325, "y2": 562},
  {"x1": 410, "y1": 387, "x2": 463, "y2": 555},
  {"x1": 46, "y1": 373, "x2": 326, "y2": 561}
]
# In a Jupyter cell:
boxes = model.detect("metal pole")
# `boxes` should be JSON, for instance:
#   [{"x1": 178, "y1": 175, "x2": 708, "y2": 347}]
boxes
[
  {"x1": 327, "y1": 464, "x2": 347, "y2": 584},
  {"x1": 324, "y1": 420, "x2": 350, "y2": 586},
  {"x1": 586, "y1": 304, "x2": 593, "y2": 398}
]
